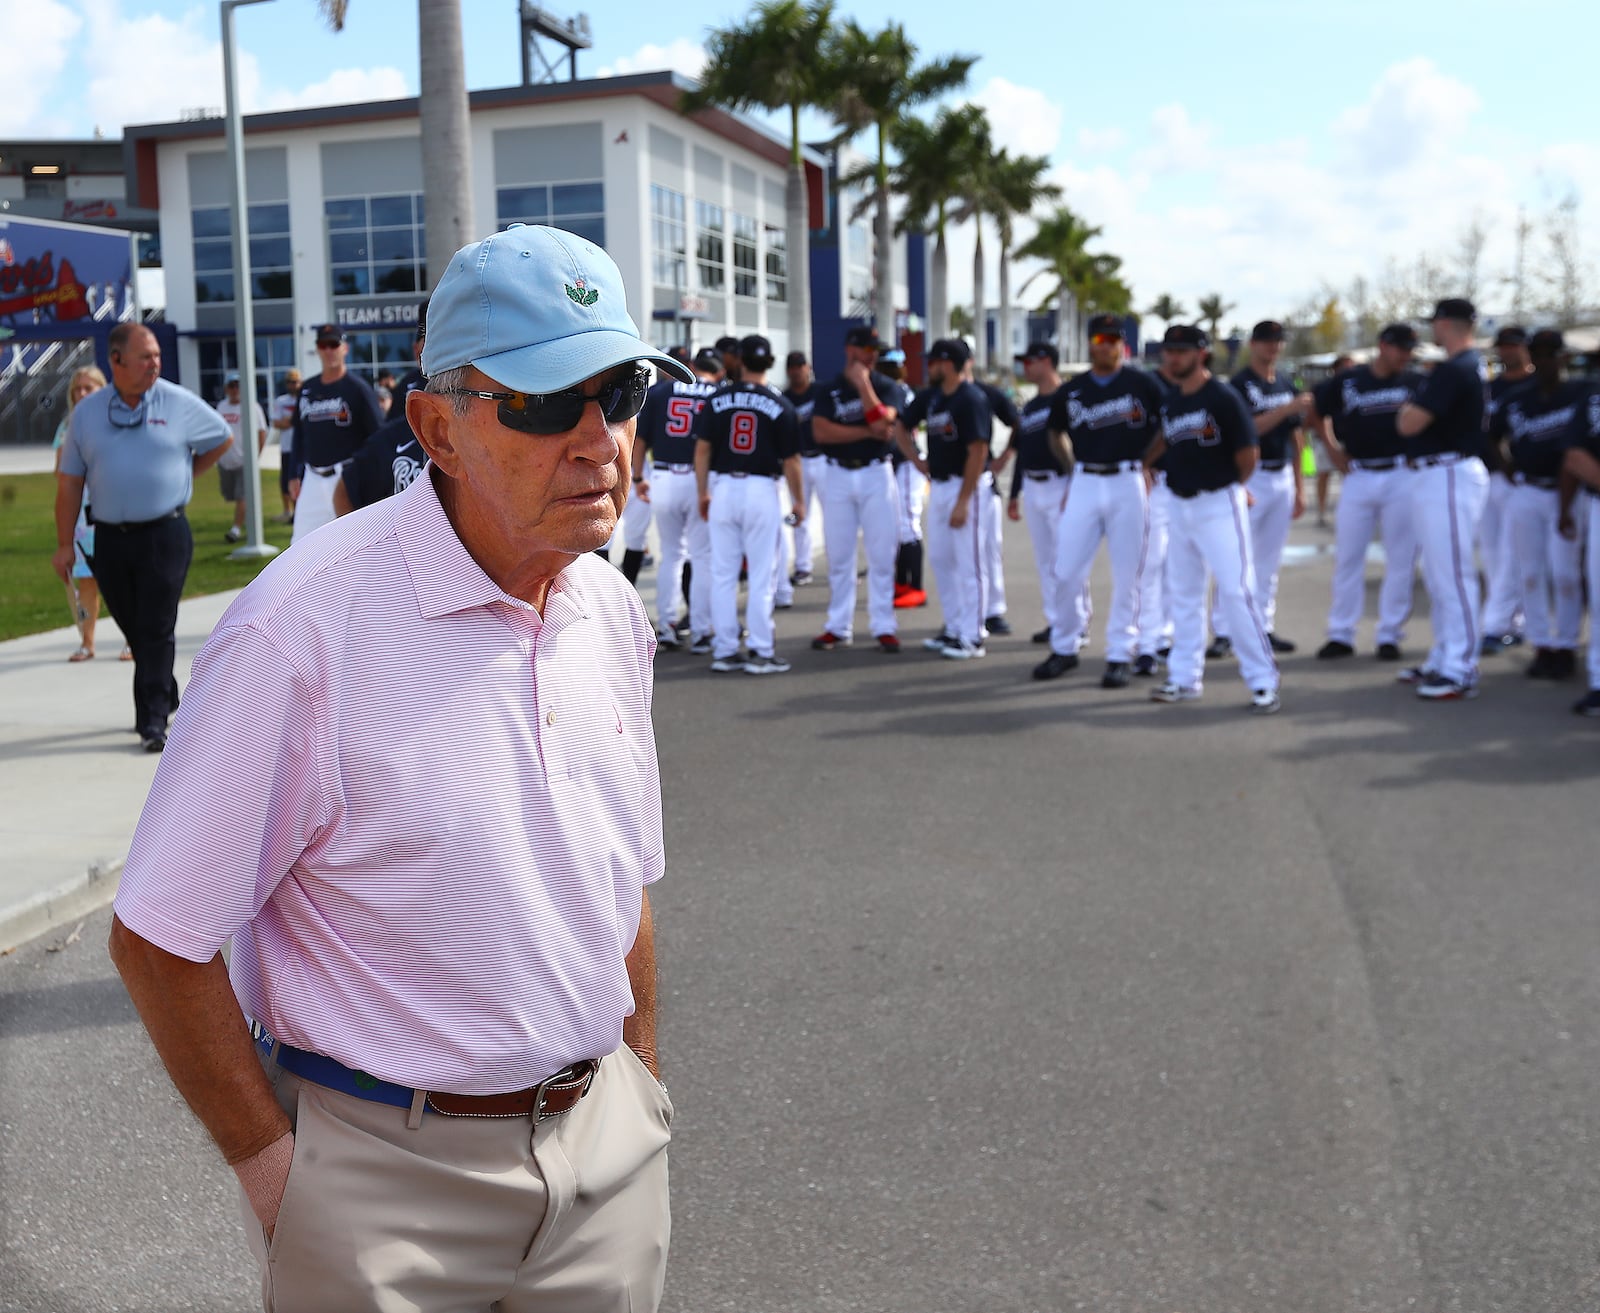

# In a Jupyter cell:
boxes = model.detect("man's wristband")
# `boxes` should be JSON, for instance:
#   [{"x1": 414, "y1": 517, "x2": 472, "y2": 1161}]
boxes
[{"x1": 864, "y1": 403, "x2": 889, "y2": 425}]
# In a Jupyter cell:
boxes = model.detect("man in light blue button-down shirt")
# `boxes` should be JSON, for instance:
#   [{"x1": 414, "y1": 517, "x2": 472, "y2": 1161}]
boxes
[{"x1": 54, "y1": 323, "x2": 232, "y2": 751}]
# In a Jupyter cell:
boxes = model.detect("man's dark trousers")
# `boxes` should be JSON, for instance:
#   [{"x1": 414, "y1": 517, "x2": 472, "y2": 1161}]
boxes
[{"x1": 90, "y1": 513, "x2": 193, "y2": 737}]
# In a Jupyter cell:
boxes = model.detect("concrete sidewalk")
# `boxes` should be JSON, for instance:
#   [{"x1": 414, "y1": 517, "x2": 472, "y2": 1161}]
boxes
[{"x1": 0, "y1": 588, "x2": 243, "y2": 951}]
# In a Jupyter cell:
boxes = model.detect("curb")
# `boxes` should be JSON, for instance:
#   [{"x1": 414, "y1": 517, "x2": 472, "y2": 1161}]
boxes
[{"x1": 0, "y1": 858, "x2": 124, "y2": 955}]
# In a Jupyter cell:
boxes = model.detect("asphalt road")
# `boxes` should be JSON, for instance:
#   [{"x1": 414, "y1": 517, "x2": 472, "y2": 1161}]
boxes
[{"x1": 2, "y1": 518, "x2": 1597, "y2": 1313}]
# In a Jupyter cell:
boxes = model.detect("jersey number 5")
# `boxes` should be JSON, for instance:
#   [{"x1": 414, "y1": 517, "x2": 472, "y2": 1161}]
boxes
[
  {"x1": 665, "y1": 396, "x2": 700, "y2": 437},
  {"x1": 730, "y1": 411, "x2": 759, "y2": 454}
]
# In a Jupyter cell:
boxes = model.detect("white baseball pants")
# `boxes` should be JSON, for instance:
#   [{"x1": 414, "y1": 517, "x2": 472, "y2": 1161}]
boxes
[
  {"x1": 984, "y1": 485, "x2": 1008, "y2": 620},
  {"x1": 1213, "y1": 463, "x2": 1295, "y2": 638},
  {"x1": 896, "y1": 460, "x2": 926, "y2": 544},
  {"x1": 821, "y1": 459, "x2": 899, "y2": 640},
  {"x1": 1586, "y1": 493, "x2": 1600, "y2": 689},
  {"x1": 1507, "y1": 481, "x2": 1583, "y2": 650},
  {"x1": 290, "y1": 464, "x2": 344, "y2": 545},
  {"x1": 1020, "y1": 473, "x2": 1070, "y2": 639},
  {"x1": 651, "y1": 468, "x2": 711, "y2": 639},
  {"x1": 1137, "y1": 476, "x2": 1174, "y2": 657},
  {"x1": 1049, "y1": 468, "x2": 1147, "y2": 662},
  {"x1": 791, "y1": 453, "x2": 826, "y2": 574},
  {"x1": 708, "y1": 473, "x2": 781, "y2": 661},
  {"x1": 1166, "y1": 485, "x2": 1279, "y2": 694},
  {"x1": 621, "y1": 457, "x2": 652, "y2": 552},
  {"x1": 1324, "y1": 466, "x2": 1417, "y2": 647},
  {"x1": 927, "y1": 473, "x2": 993, "y2": 646},
  {"x1": 1411, "y1": 457, "x2": 1489, "y2": 685},
  {"x1": 1479, "y1": 471, "x2": 1523, "y2": 638}
]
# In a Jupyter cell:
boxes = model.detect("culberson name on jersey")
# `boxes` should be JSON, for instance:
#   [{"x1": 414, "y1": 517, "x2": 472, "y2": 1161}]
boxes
[{"x1": 710, "y1": 388, "x2": 787, "y2": 420}]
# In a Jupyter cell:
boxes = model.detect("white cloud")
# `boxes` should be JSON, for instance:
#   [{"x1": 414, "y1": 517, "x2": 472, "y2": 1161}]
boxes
[
  {"x1": 259, "y1": 68, "x2": 411, "y2": 113},
  {"x1": 1135, "y1": 103, "x2": 1213, "y2": 173},
  {"x1": 0, "y1": 0, "x2": 83, "y2": 135},
  {"x1": 1332, "y1": 57, "x2": 1479, "y2": 174},
  {"x1": 1077, "y1": 127, "x2": 1125, "y2": 153},
  {"x1": 968, "y1": 76, "x2": 1061, "y2": 159},
  {"x1": 597, "y1": 38, "x2": 707, "y2": 82}
]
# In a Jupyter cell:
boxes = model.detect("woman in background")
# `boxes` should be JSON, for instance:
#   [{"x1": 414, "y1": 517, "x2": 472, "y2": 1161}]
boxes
[{"x1": 51, "y1": 365, "x2": 128, "y2": 661}]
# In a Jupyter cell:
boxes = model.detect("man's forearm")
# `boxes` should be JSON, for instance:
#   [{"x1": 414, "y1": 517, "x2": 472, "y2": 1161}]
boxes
[
  {"x1": 813, "y1": 417, "x2": 879, "y2": 446},
  {"x1": 1235, "y1": 449, "x2": 1259, "y2": 482},
  {"x1": 55, "y1": 475, "x2": 84, "y2": 549},
  {"x1": 622, "y1": 890, "x2": 658, "y2": 1078},
  {"x1": 194, "y1": 440, "x2": 231, "y2": 477},
  {"x1": 958, "y1": 442, "x2": 987, "y2": 501},
  {"x1": 108, "y1": 915, "x2": 289, "y2": 1164}
]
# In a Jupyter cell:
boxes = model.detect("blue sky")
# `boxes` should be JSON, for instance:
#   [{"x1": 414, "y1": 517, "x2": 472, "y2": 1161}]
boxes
[{"x1": 10, "y1": 0, "x2": 1597, "y2": 328}]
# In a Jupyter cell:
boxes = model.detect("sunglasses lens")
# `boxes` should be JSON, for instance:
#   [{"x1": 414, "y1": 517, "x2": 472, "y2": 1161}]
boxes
[{"x1": 1091, "y1": 334, "x2": 1120, "y2": 345}]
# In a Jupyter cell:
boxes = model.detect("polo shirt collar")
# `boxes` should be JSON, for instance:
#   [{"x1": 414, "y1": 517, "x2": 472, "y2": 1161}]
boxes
[{"x1": 395, "y1": 469, "x2": 593, "y2": 622}]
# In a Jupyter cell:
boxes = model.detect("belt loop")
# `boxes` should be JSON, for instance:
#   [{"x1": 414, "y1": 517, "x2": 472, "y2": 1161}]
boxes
[
  {"x1": 407, "y1": 1088, "x2": 427, "y2": 1130},
  {"x1": 269, "y1": 1037, "x2": 282, "y2": 1066}
]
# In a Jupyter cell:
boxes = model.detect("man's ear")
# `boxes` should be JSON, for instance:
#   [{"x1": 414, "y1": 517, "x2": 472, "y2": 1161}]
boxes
[{"x1": 408, "y1": 389, "x2": 460, "y2": 476}]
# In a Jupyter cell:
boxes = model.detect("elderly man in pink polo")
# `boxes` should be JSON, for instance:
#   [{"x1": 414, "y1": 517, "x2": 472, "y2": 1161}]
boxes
[{"x1": 108, "y1": 224, "x2": 693, "y2": 1312}]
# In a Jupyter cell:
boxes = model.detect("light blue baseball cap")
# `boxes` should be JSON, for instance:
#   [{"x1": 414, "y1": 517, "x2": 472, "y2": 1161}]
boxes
[{"x1": 422, "y1": 223, "x2": 693, "y2": 392}]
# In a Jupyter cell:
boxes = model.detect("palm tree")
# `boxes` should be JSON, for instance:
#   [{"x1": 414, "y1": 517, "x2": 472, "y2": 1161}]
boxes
[
  {"x1": 1146, "y1": 293, "x2": 1185, "y2": 337},
  {"x1": 1196, "y1": 292, "x2": 1235, "y2": 345},
  {"x1": 825, "y1": 21, "x2": 975, "y2": 346},
  {"x1": 1015, "y1": 205, "x2": 1103, "y2": 359},
  {"x1": 318, "y1": 0, "x2": 474, "y2": 294},
  {"x1": 681, "y1": 0, "x2": 836, "y2": 360},
  {"x1": 975, "y1": 150, "x2": 1060, "y2": 374}
]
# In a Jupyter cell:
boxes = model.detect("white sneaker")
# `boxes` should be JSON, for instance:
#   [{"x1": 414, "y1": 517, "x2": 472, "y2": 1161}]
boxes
[
  {"x1": 743, "y1": 653, "x2": 792, "y2": 675},
  {"x1": 1150, "y1": 682, "x2": 1202, "y2": 703},
  {"x1": 688, "y1": 634, "x2": 713, "y2": 655},
  {"x1": 941, "y1": 638, "x2": 986, "y2": 661},
  {"x1": 1250, "y1": 688, "x2": 1282, "y2": 715},
  {"x1": 655, "y1": 627, "x2": 681, "y2": 649},
  {"x1": 921, "y1": 632, "x2": 953, "y2": 652}
]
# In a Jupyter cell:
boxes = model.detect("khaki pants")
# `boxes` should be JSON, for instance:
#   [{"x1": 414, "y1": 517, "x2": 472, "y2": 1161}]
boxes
[{"x1": 242, "y1": 1045, "x2": 673, "y2": 1312}]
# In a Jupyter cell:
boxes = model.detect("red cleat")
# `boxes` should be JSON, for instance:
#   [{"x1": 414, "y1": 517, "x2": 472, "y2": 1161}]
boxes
[
  {"x1": 875, "y1": 634, "x2": 901, "y2": 653},
  {"x1": 811, "y1": 630, "x2": 850, "y2": 650},
  {"x1": 893, "y1": 588, "x2": 927, "y2": 609}
]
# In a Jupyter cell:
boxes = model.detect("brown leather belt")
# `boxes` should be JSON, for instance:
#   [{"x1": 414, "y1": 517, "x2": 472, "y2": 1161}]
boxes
[{"x1": 426, "y1": 1061, "x2": 600, "y2": 1119}]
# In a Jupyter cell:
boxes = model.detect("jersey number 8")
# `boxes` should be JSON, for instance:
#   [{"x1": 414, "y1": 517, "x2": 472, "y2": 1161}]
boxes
[{"x1": 730, "y1": 411, "x2": 759, "y2": 455}]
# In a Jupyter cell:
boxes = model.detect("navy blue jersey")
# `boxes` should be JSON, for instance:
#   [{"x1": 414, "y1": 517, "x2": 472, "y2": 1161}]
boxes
[
  {"x1": 976, "y1": 381, "x2": 1022, "y2": 431},
  {"x1": 1158, "y1": 377, "x2": 1257, "y2": 496},
  {"x1": 882, "y1": 379, "x2": 916, "y2": 468},
  {"x1": 814, "y1": 370, "x2": 900, "y2": 464},
  {"x1": 293, "y1": 372, "x2": 384, "y2": 469},
  {"x1": 1561, "y1": 384, "x2": 1600, "y2": 478},
  {"x1": 1008, "y1": 391, "x2": 1066, "y2": 497},
  {"x1": 911, "y1": 382, "x2": 992, "y2": 481},
  {"x1": 781, "y1": 382, "x2": 825, "y2": 456},
  {"x1": 1311, "y1": 366, "x2": 1422, "y2": 462},
  {"x1": 694, "y1": 382, "x2": 798, "y2": 476},
  {"x1": 1491, "y1": 378, "x2": 1588, "y2": 481},
  {"x1": 1231, "y1": 367, "x2": 1300, "y2": 465},
  {"x1": 1409, "y1": 350, "x2": 1487, "y2": 458},
  {"x1": 637, "y1": 377, "x2": 720, "y2": 466},
  {"x1": 341, "y1": 413, "x2": 425, "y2": 510},
  {"x1": 1050, "y1": 368, "x2": 1164, "y2": 466},
  {"x1": 1485, "y1": 371, "x2": 1533, "y2": 470}
]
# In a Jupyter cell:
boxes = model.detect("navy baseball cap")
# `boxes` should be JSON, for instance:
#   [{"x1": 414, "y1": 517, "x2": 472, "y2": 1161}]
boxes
[
  {"x1": 1162, "y1": 324, "x2": 1209, "y2": 350},
  {"x1": 691, "y1": 346, "x2": 723, "y2": 373},
  {"x1": 1378, "y1": 323, "x2": 1419, "y2": 350},
  {"x1": 1085, "y1": 316, "x2": 1123, "y2": 339},
  {"x1": 423, "y1": 224, "x2": 691, "y2": 391},
  {"x1": 1017, "y1": 341, "x2": 1060, "y2": 364},
  {"x1": 1493, "y1": 325, "x2": 1528, "y2": 347},
  {"x1": 714, "y1": 335, "x2": 741, "y2": 355},
  {"x1": 1251, "y1": 320, "x2": 1286, "y2": 343},
  {"x1": 1431, "y1": 297, "x2": 1476, "y2": 323},
  {"x1": 844, "y1": 326, "x2": 889, "y2": 351},
  {"x1": 739, "y1": 334, "x2": 775, "y2": 369},
  {"x1": 785, "y1": 350, "x2": 808, "y2": 368},
  {"x1": 927, "y1": 338, "x2": 971, "y2": 366},
  {"x1": 1528, "y1": 328, "x2": 1565, "y2": 355},
  {"x1": 313, "y1": 323, "x2": 344, "y2": 345}
]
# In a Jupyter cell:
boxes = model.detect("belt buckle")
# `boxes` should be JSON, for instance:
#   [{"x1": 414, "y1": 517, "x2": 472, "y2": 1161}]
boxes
[{"x1": 533, "y1": 1060, "x2": 596, "y2": 1120}]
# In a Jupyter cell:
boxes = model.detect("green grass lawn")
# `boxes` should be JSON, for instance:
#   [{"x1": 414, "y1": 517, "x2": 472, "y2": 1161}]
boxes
[{"x1": 0, "y1": 470, "x2": 294, "y2": 642}]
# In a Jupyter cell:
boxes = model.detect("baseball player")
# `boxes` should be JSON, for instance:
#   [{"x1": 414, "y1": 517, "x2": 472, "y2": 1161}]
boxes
[
  {"x1": 876, "y1": 349, "x2": 927, "y2": 609},
  {"x1": 1394, "y1": 297, "x2": 1492, "y2": 700},
  {"x1": 973, "y1": 371, "x2": 1020, "y2": 637},
  {"x1": 1207, "y1": 321, "x2": 1310, "y2": 658},
  {"x1": 782, "y1": 350, "x2": 825, "y2": 586},
  {"x1": 633, "y1": 348, "x2": 722, "y2": 651},
  {"x1": 1310, "y1": 354, "x2": 1354, "y2": 528},
  {"x1": 1489, "y1": 329, "x2": 1586, "y2": 680},
  {"x1": 1142, "y1": 325, "x2": 1280, "y2": 713},
  {"x1": 1034, "y1": 316, "x2": 1166, "y2": 688},
  {"x1": 894, "y1": 338, "x2": 994, "y2": 660},
  {"x1": 715, "y1": 334, "x2": 744, "y2": 384},
  {"x1": 1006, "y1": 343, "x2": 1071, "y2": 644},
  {"x1": 1559, "y1": 382, "x2": 1600, "y2": 716},
  {"x1": 810, "y1": 326, "x2": 902, "y2": 654},
  {"x1": 693, "y1": 334, "x2": 805, "y2": 674},
  {"x1": 1481, "y1": 325, "x2": 1534, "y2": 653},
  {"x1": 1308, "y1": 323, "x2": 1423, "y2": 661},
  {"x1": 1133, "y1": 361, "x2": 1180, "y2": 675}
]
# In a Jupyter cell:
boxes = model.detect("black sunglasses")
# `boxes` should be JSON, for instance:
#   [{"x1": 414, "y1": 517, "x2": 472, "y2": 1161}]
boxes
[{"x1": 442, "y1": 366, "x2": 652, "y2": 435}]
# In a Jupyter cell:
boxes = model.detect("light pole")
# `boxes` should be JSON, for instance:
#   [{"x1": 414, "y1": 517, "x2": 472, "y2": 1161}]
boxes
[{"x1": 222, "y1": 0, "x2": 278, "y2": 561}]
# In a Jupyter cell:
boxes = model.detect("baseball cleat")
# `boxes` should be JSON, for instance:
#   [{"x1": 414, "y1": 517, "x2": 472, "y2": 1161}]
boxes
[
  {"x1": 1571, "y1": 689, "x2": 1600, "y2": 717},
  {"x1": 1132, "y1": 654, "x2": 1158, "y2": 678},
  {"x1": 1032, "y1": 651, "x2": 1080, "y2": 680},
  {"x1": 1375, "y1": 642, "x2": 1403, "y2": 661},
  {"x1": 1101, "y1": 661, "x2": 1132, "y2": 689},
  {"x1": 673, "y1": 615, "x2": 692, "y2": 636},
  {"x1": 1149, "y1": 682, "x2": 1201, "y2": 703},
  {"x1": 688, "y1": 633, "x2": 714, "y2": 655},
  {"x1": 983, "y1": 615, "x2": 1013, "y2": 636},
  {"x1": 655, "y1": 627, "x2": 681, "y2": 649},
  {"x1": 1480, "y1": 632, "x2": 1521, "y2": 655},
  {"x1": 1526, "y1": 649, "x2": 1558, "y2": 679},
  {"x1": 709, "y1": 653, "x2": 746, "y2": 673},
  {"x1": 1415, "y1": 674, "x2": 1478, "y2": 700},
  {"x1": 790, "y1": 570, "x2": 814, "y2": 587},
  {"x1": 1267, "y1": 633, "x2": 1297, "y2": 654},
  {"x1": 1031, "y1": 627, "x2": 1051, "y2": 644},
  {"x1": 1249, "y1": 688, "x2": 1282, "y2": 715},
  {"x1": 941, "y1": 638, "x2": 986, "y2": 660},
  {"x1": 811, "y1": 630, "x2": 850, "y2": 650},
  {"x1": 875, "y1": 634, "x2": 902, "y2": 654},
  {"x1": 1394, "y1": 665, "x2": 1436, "y2": 685},
  {"x1": 743, "y1": 653, "x2": 792, "y2": 675},
  {"x1": 1316, "y1": 640, "x2": 1354, "y2": 660},
  {"x1": 921, "y1": 632, "x2": 955, "y2": 652},
  {"x1": 892, "y1": 588, "x2": 928, "y2": 609},
  {"x1": 1205, "y1": 636, "x2": 1233, "y2": 660}
]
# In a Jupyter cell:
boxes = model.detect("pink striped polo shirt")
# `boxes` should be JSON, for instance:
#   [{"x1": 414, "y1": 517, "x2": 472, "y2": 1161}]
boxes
[{"x1": 113, "y1": 470, "x2": 664, "y2": 1095}]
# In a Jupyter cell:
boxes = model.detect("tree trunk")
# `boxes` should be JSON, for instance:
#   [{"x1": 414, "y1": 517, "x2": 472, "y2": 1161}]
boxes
[
  {"x1": 418, "y1": 0, "x2": 474, "y2": 291},
  {"x1": 997, "y1": 237, "x2": 1012, "y2": 375},
  {"x1": 874, "y1": 125, "x2": 895, "y2": 346},
  {"x1": 787, "y1": 104, "x2": 812, "y2": 361},
  {"x1": 930, "y1": 219, "x2": 948, "y2": 342},
  {"x1": 972, "y1": 219, "x2": 986, "y2": 374}
]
